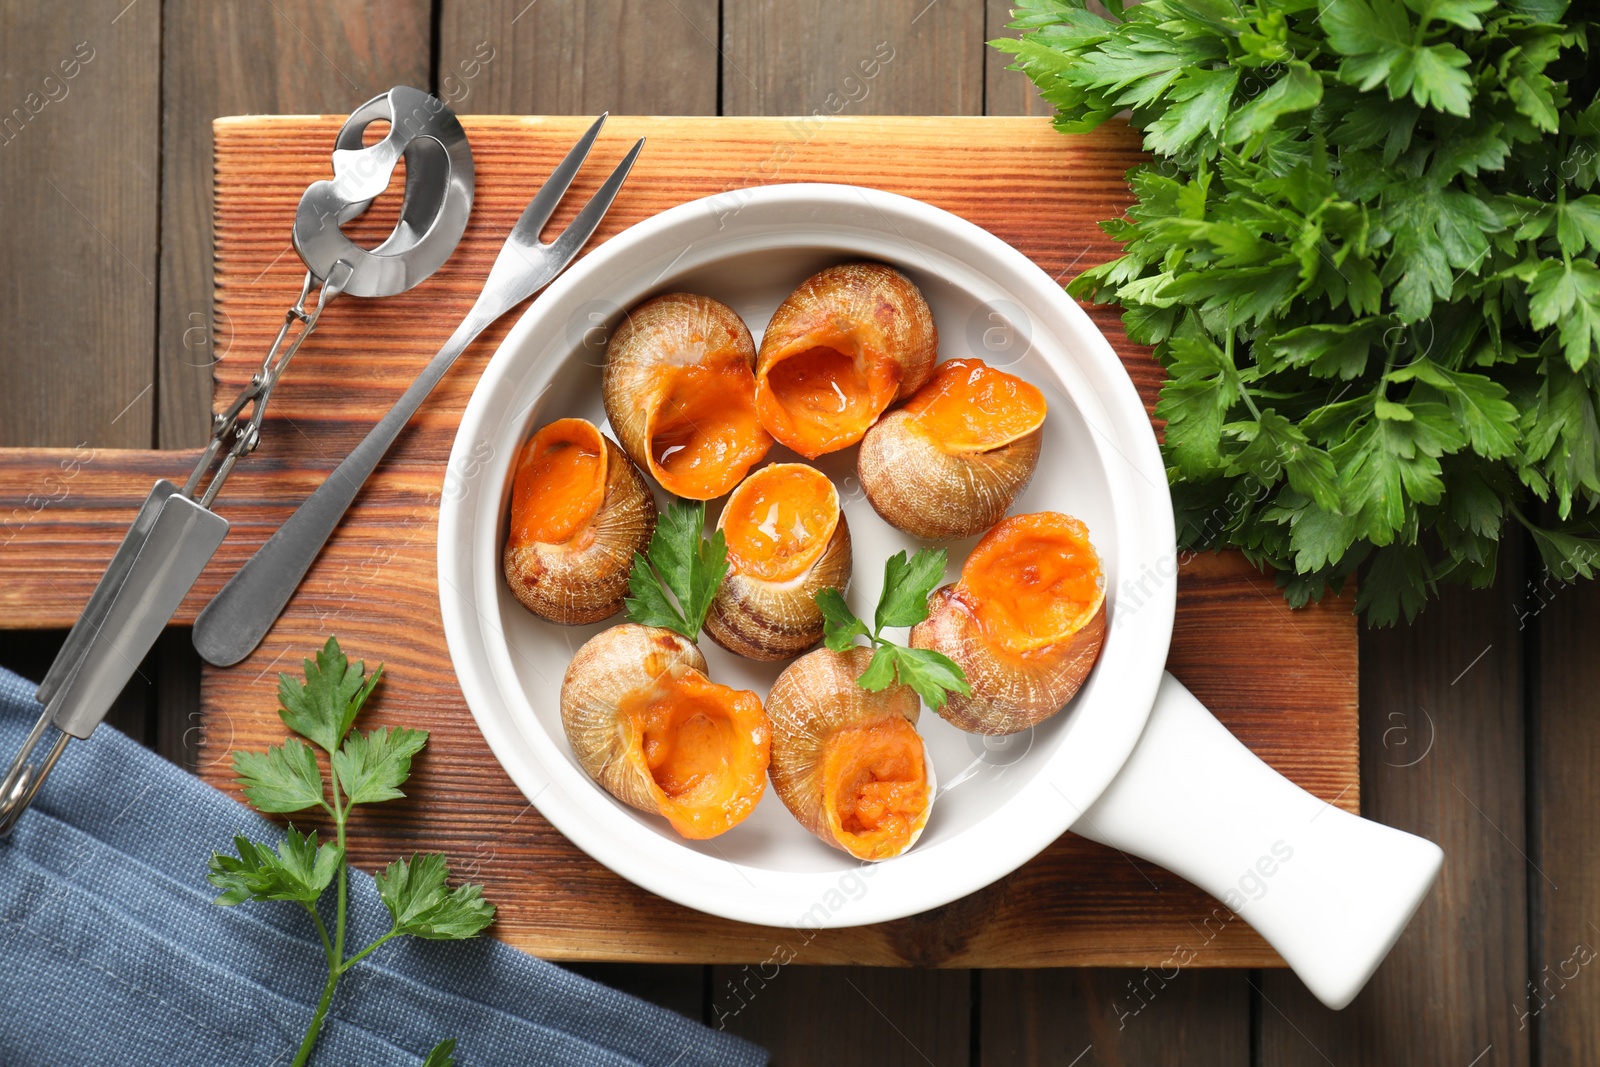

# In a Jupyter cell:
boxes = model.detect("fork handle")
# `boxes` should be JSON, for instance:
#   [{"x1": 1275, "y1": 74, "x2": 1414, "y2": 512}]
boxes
[{"x1": 192, "y1": 310, "x2": 492, "y2": 667}]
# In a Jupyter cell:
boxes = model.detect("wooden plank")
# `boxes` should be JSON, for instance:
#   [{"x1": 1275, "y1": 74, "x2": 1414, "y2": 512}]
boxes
[
  {"x1": 0, "y1": 3, "x2": 159, "y2": 449},
  {"x1": 1259, "y1": 555, "x2": 1530, "y2": 1066},
  {"x1": 0, "y1": 116, "x2": 1356, "y2": 968},
  {"x1": 437, "y1": 0, "x2": 718, "y2": 116},
  {"x1": 1532, "y1": 571, "x2": 1600, "y2": 1062},
  {"x1": 981, "y1": 969, "x2": 1249, "y2": 1065},
  {"x1": 157, "y1": 0, "x2": 432, "y2": 449},
  {"x1": 722, "y1": 0, "x2": 986, "y2": 117},
  {"x1": 985, "y1": 0, "x2": 1053, "y2": 118},
  {"x1": 710, "y1": 965, "x2": 970, "y2": 1064}
]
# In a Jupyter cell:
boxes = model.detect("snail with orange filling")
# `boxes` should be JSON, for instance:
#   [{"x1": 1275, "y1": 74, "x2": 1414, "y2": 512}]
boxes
[
  {"x1": 766, "y1": 646, "x2": 935, "y2": 861},
  {"x1": 503, "y1": 418, "x2": 656, "y2": 625},
  {"x1": 705, "y1": 463, "x2": 852, "y2": 662},
  {"x1": 911, "y1": 513, "x2": 1106, "y2": 735},
  {"x1": 603, "y1": 293, "x2": 773, "y2": 500},
  {"x1": 859, "y1": 358, "x2": 1047, "y2": 539},
  {"x1": 560, "y1": 624, "x2": 772, "y2": 839},
  {"x1": 755, "y1": 263, "x2": 938, "y2": 458}
]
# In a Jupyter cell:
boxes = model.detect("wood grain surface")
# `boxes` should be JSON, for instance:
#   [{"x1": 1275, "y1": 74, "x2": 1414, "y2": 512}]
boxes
[
  {"x1": 1531, "y1": 569, "x2": 1600, "y2": 1065},
  {"x1": 723, "y1": 0, "x2": 986, "y2": 116},
  {"x1": 437, "y1": 0, "x2": 720, "y2": 117},
  {"x1": 0, "y1": 114, "x2": 1360, "y2": 967},
  {"x1": 0, "y1": 2, "x2": 159, "y2": 449}
]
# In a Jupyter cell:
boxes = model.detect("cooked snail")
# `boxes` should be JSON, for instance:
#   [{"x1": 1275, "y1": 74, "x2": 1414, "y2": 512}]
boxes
[
  {"x1": 503, "y1": 418, "x2": 657, "y2": 625},
  {"x1": 755, "y1": 263, "x2": 938, "y2": 458},
  {"x1": 766, "y1": 647, "x2": 935, "y2": 860},
  {"x1": 560, "y1": 624, "x2": 772, "y2": 839},
  {"x1": 858, "y1": 358, "x2": 1046, "y2": 539},
  {"x1": 704, "y1": 463, "x2": 852, "y2": 662},
  {"x1": 911, "y1": 512, "x2": 1105, "y2": 735},
  {"x1": 602, "y1": 293, "x2": 773, "y2": 500}
]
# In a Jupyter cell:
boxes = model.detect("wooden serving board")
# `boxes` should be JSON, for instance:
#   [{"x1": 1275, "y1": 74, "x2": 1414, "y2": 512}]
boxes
[{"x1": 0, "y1": 116, "x2": 1357, "y2": 967}]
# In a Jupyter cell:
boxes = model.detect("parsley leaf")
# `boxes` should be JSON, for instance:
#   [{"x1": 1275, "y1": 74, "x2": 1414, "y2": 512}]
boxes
[
  {"x1": 233, "y1": 737, "x2": 326, "y2": 814},
  {"x1": 856, "y1": 646, "x2": 903, "y2": 692},
  {"x1": 813, "y1": 548, "x2": 969, "y2": 707},
  {"x1": 332, "y1": 726, "x2": 429, "y2": 806},
  {"x1": 1528, "y1": 259, "x2": 1600, "y2": 370},
  {"x1": 817, "y1": 587, "x2": 870, "y2": 651},
  {"x1": 376, "y1": 853, "x2": 497, "y2": 940},
  {"x1": 863, "y1": 646, "x2": 973, "y2": 711},
  {"x1": 623, "y1": 499, "x2": 730, "y2": 640},
  {"x1": 422, "y1": 1040, "x2": 458, "y2": 1067},
  {"x1": 875, "y1": 549, "x2": 948, "y2": 630},
  {"x1": 208, "y1": 829, "x2": 343, "y2": 906},
  {"x1": 277, "y1": 635, "x2": 383, "y2": 753}
]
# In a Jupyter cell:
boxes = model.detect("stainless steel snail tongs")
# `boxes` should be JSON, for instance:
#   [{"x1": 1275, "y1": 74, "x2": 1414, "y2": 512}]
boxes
[{"x1": 0, "y1": 86, "x2": 473, "y2": 837}]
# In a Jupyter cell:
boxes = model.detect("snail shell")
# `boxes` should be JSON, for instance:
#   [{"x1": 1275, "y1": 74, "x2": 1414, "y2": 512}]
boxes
[
  {"x1": 911, "y1": 513, "x2": 1106, "y2": 735},
  {"x1": 503, "y1": 418, "x2": 657, "y2": 625},
  {"x1": 755, "y1": 263, "x2": 938, "y2": 458},
  {"x1": 602, "y1": 292, "x2": 773, "y2": 500},
  {"x1": 560, "y1": 624, "x2": 772, "y2": 839},
  {"x1": 858, "y1": 358, "x2": 1046, "y2": 540},
  {"x1": 705, "y1": 463, "x2": 853, "y2": 662},
  {"x1": 766, "y1": 646, "x2": 936, "y2": 861}
]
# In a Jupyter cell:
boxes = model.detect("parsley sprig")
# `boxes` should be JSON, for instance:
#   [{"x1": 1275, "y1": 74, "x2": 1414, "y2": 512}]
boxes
[
  {"x1": 996, "y1": 0, "x2": 1600, "y2": 624},
  {"x1": 815, "y1": 548, "x2": 972, "y2": 709},
  {"x1": 210, "y1": 637, "x2": 492, "y2": 1067},
  {"x1": 624, "y1": 499, "x2": 730, "y2": 640}
]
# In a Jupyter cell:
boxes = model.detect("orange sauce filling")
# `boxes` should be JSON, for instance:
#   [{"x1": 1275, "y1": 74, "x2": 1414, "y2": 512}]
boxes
[
  {"x1": 820, "y1": 717, "x2": 929, "y2": 860},
  {"x1": 719, "y1": 464, "x2": 839, "y2": 582},
  {"x1": 903, "y1": 358, "x2": 1047, "y2": 453},
  {"x1": 624, "y1": 669, "x2": 771, "y2": 839},
  {"x1": 648, "y1": 361, "x2": 772, "y2": 499},
  {"x1": 509, "y1": 418, "x2": 607, "y2": 546},
  {"x1": 757, "y1": 340, "x2": 902, "y2": 458},
  {"x1": 960, "y1": 513, "x2": 1103, "y2": 656}
]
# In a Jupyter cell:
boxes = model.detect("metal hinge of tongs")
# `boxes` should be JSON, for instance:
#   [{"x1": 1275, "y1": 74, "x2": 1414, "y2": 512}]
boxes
[{"x1": 0, "y1": 86, "x2": 473, "y2": 836}]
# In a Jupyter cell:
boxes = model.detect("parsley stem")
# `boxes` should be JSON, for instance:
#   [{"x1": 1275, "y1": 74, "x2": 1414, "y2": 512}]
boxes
[
  {"x1": 302, "y1": 901, "x2": 334, "y2": 965},
  {"x1": 330, "y1": 761, "x2": 349, "y2": 998},
  {"x1": 290, "y1": 965, "x2": 341, "y2": 1067},
  {"x1": 339, "y1": 928, "x2": 400, "y2": 974},
  {"x1": 1225, "y1": 329, "x2": 1263, "y2": 421},
  {"x1": 291, "y1": 754, "x2": 350, "y2": 1067}
]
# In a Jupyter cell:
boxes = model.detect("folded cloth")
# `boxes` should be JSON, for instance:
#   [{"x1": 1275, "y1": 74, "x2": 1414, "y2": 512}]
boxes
[{"x1": 0, "y1": 667, "x2": 766, "y2": 1067}]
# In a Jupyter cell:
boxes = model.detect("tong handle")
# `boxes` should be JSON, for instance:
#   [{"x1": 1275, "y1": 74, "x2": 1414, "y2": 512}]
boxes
[
  {"x1": 37, "y1": 480, "x2": 182, "y2": 709},
  {"x1": 44, "y1": 482, "x2": 230, "y2": 738},
  {"x1": 0, "y1": 483, "x2": 229, "y2": 838}
]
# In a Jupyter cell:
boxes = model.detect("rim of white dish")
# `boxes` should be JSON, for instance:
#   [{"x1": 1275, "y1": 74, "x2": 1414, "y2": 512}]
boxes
[{"x1": 437, "y1": 183, "x2": 1176, "y2": 929}]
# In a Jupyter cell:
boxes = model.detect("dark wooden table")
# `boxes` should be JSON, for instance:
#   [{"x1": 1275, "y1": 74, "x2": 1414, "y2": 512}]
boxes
[{"x1": 0, "y1": 2, "x2": 1592, "y2": 1064}]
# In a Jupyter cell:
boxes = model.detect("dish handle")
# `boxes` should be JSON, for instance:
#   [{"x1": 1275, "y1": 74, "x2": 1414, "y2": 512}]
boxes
[{"x1": 1072, "y1": 672, "x2": 1442, "y2": 1010}]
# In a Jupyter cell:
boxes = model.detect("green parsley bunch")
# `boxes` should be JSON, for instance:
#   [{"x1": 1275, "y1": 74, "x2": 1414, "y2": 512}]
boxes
[
  {"x1": 996, "y1": 0, "x2": 1600, "y2": 622},
  {"x1": 209, "y1": 637, "x2": 493, "y2": 1067}
]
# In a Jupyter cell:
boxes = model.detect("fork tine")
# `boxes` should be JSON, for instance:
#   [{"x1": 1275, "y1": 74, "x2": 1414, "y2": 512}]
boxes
[
  {"x1": 544, "y1": 136, "x2": 646, "y2": 265},
  {"x1": 509, "y1": 113, "x2": 608, "y2": 243}
]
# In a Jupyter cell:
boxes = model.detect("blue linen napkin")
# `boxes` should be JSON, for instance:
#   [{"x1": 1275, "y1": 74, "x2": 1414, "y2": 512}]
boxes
[{"x1": 0, "y1": 666, "x2": 766, "y2": 1066}]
